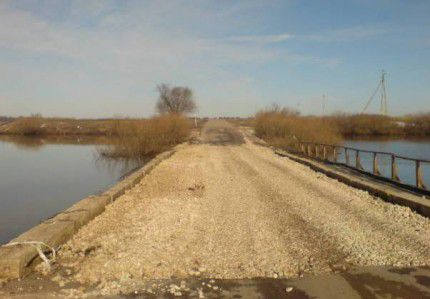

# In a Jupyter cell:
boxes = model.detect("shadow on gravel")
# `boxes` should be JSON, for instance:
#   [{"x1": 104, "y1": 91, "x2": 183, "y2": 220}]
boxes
[
  {"x1": 95, "y1": 267, "x2": 430, "y2": 298},
  {"x1": 203, "y1": 127, "x2": 245, "y2": 146},
  {"x1": 2, "y1": 267, "x2": 429, "y2": 298},
  {"x1": 113, "y1": 278, "x2": 311, "y2": 299},
  {"x1": 341, "y1": 271, "x2": 430, "y2": 299}
]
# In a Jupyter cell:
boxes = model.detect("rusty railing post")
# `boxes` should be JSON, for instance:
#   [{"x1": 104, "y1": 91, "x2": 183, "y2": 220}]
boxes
[
  {"x1": 315, "y1": 145, "x2": 318, "y2": 158},
  {"x1": 355, "y1": 150, "x2": 364, "y2": 170},
  {"x1": 345, "y1": 148, "x2": 349, "y2": 165},
  {"x1": 323, "y1": 146, "x2": 327, "y2": 160},
  {"x1": 391, "y1": 155, "x2": 400, "y2": 182},
  {"x1": 307, "y1": 145, "x2": 312, "y2": 157},
  {"x1": 416, "y1": 160, "x2": 426, "y2": 189},
  {"x1": 333, "y1": 147, "x2": 337, "y2": 163},
  {"x1": 373, "y1": 153, "x2": 380, "y2": 176}
]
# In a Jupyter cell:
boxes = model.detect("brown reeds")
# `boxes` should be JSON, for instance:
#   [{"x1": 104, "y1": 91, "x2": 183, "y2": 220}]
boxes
[
  {"x1": 99, "y1": 114, "x2": 191, "y2": 161},
  {"x1": 254, "y1": 107, "x2": 342, "y2": 148},
  {"x1": 403, "y1": 113, "x2": 430, "y2": 136},
  {"x1": 326, "y1": 113, "x2": 430, "y2": 137},
  {"x1": 326, "y1": 114, "x2": 399, "y2": 136},
  {"x1": 9, "y1": 117, "x2": 47, "y2": 136},
  {"x1": 0, "y1": 117, "x2": 127, "y2": 136}
]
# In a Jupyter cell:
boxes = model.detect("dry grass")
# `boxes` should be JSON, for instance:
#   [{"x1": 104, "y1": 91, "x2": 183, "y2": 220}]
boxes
[
  {"x1": 403, "y1": 113, "x2": 430, "y2": 135},
  {"x1": 327, "y1": 114, "x2": 401, "y2": 136},
  {"x1": 99, "y1": 114, "x2": 191, "y2": 161},
  {"x1": 254, "y1": 110, "x2": 430, "y2": 145},
  {"x1": 327, "y1": 113, "x2": 430, "y2": 137},
  {"x1": 254, "y1": 108, "x2": 342, "y2": 148},
  {"x1": 7, "y1": 117, "x2": 48, "y2": 135},
  {"x1": 0, "y1": 117, "x2": 119, "y2": 136}
]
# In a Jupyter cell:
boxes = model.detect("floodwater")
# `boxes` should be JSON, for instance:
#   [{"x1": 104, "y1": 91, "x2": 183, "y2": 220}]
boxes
[
  {"x1": 343, "y1": 137, "x2": 430, "y2": 189},
  {"x1": 0, "y1": 135, "x2": 139, "y2": 244}
]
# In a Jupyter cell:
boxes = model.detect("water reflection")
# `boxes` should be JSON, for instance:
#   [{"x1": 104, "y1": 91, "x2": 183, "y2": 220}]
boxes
[
  {"x1": 345, "y1": 138, "x2": 430, "y2": 188},
  {"x1": 0, "y1": 135, "x2": 140, "y2": 244},
  {"x1": 0, "y1": 135, "x2": 112, "y2": 151},
  {"x1": 94, "y1": 153, "x2": 142, "y2": 180}
]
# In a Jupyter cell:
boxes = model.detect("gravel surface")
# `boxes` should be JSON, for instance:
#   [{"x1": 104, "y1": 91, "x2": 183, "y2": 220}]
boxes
[{"x1": 39, "y1": 120, "x2": 430, "y2": 296}]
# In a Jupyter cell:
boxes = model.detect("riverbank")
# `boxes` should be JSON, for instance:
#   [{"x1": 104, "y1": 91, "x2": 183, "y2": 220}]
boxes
[
  {"x1": 330, "y1": 114, "x2": 430, "y2": 137},
  {"x1": 0, "y1": 117, "x2": 116, "y2": 136},
  {"x1": 0, "y1": 134, "x2": 113, "y2": 148},
  {"x1": 0, "y1": 116, "x2": 206, "y2": 137}
]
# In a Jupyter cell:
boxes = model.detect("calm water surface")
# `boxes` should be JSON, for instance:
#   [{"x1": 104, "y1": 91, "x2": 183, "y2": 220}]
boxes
[
  {"x1": 344, "y1": 138, "x2": 430, "y2": 189},
  {"x1": 0, "y1": 136, "x2": 139, "y2": 244}
]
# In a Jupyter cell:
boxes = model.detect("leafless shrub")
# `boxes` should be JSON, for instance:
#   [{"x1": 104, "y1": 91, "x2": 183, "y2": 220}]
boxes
[
  {"x1": 11, "y1": 117, "x2": 47, "y2": 135},
  {"x1": 326, "y1": 113, "x2": 430, "y2": 136},
  {"x1": 99, "y1": 114, "x2": 191, "y2": 161},
  {"x1": 254, "y1": 105, "x2": 342, "y2": 148}
]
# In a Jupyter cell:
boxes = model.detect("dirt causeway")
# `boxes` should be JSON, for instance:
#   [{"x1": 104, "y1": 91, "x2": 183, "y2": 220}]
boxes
[{"x1": 4, "y1": 120, "x2": 429, "y2": 297}]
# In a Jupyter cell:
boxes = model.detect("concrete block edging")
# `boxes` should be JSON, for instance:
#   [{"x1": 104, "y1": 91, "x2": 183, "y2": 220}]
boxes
[{"x1": 0, "y1": 149, "x2": 175, "y2": 279}]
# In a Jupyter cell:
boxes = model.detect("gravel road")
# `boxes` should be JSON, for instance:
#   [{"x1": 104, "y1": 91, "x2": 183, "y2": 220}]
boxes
[{"x1": 44, "y1": 120, "x2": 429, "y2": 296}]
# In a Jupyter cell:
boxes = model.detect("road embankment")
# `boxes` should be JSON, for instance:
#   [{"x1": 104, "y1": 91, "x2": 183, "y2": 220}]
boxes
[{"x1": 0, "y1": 149, "x2": 176, "y2": 279}]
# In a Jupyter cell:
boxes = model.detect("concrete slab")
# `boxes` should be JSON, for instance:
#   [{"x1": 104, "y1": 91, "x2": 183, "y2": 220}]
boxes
[{"x1": 0, "y1": 221, "x2": 75, "y2": 278}]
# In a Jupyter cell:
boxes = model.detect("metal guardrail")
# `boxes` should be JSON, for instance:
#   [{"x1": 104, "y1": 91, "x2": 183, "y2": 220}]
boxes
[{"x1": 294, "y1": 142, "x2": 429, "y2": 191}]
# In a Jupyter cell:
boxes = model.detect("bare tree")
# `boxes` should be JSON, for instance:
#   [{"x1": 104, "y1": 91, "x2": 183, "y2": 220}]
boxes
[
  {"x1": 267, "y1": 103, "x2": 300, "y2": 116},
  {"x1": 156, "y1": 84, "x2": 196, "y2": 114}
]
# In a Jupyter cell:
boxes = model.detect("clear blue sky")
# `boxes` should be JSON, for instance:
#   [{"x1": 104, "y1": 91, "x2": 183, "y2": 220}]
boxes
[{"x1": 0, "y1": 0, "x2": 429, "y2": 118}]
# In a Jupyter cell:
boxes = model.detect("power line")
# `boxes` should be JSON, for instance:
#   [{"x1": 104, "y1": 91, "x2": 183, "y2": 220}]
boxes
[
  {"x1": 361, "y1": 70, "x2": 388, "y2": 115},
  {"x1": 380, "y1": 70, "x2": 388, "y2": 115}
]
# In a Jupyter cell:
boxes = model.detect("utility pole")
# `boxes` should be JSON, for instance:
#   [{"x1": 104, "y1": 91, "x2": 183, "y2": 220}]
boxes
[
  {"x1": 361, "y1": 70, "x2": 389, "y2": 115},
  {"x1": 322, "y1": 94, "x2": 326, "y2": 116},
  {"x1": 380, "y1": 70, "x2": 388, "y2": 115}
]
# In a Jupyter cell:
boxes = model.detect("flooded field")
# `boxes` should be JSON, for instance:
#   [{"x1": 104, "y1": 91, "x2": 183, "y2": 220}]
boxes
[
  {"x1": 0, "y1": 136, "x2": 139, "y2": 244},
  {"x1": 343, "y1": 138, "x2": 430, "y2": 188}
]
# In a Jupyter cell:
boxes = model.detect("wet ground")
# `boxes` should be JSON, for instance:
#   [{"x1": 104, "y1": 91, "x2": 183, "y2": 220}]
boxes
[{"x1": 1, "y1": 266, "x2": 429, "y2": 298}]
